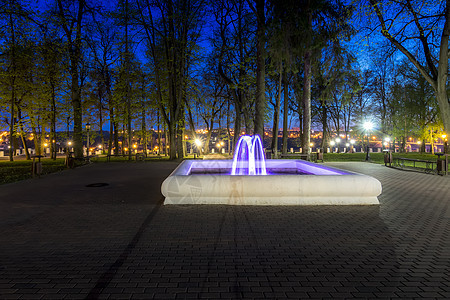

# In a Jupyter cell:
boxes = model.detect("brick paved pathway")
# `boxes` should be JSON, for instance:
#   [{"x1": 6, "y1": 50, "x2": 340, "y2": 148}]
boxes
[{"x1": 0, "y1": 161, "x2": 449, "y2": 299}]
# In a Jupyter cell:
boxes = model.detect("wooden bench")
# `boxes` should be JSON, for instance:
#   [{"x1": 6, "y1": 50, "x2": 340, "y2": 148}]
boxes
[
  {"x1": 393, "y1": 157, "x2": 436, "y2": 174},
  {"x1": 279, "y1": 152, "x2": 324, "y2": 162},
  {"x1": 280, "y1": 153, "x2": 310, "y2": 161},
  {"x1": 106, "y1": 154, "x2": 125, "y2": 162}
]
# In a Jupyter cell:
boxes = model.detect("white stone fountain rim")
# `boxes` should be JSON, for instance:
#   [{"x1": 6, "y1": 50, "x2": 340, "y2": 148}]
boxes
[{"x1": 161, "y1": 159, "x2": 382, "y2": 205}]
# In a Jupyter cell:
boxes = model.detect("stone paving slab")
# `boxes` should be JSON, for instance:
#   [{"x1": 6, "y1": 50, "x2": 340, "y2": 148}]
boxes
[{"x1": 0, "y1": 161, "x2": 449, "y2": 299}]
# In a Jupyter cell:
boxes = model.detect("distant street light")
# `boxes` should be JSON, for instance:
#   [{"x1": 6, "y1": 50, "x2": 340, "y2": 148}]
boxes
[
  {"x1": 363, "y1": 121, "x2": 374, "y2": 161},
  {"x1": 443, "y1": 134, "x2": 448, "y2": 153},
  {"x1": 195, "y1": 138, "x2": 202, "y2": 156},
  {"x1": 384, "y1": 136, "x2": 391, "y2": 150},
  {"x1": 330, "y1": 140, "x2": 335, "y2": 153},
  {"x1": 335, "y1": 137, "x2": 341, "y2": 153}
]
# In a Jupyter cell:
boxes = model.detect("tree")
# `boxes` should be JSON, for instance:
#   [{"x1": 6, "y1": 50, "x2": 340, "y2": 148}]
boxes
[
  {"x1": 247, "y1": 0, "x2": 266, "y2": 138},
  {"x1": 270, "y1": 0, "x2": 354, "y2": 155},
  {"x1": 136, "y1": 0, "x2": 205, "y2": 159},
  {"x1": 368, "y1": 0, "x2": 450, "y2": 135},
  {"x1": 0, "y1": 0, "x2": 34, "y2": 161},
  {"x1": 213, "y1": 0, "x2": 257, "y2": 147},
  {"x1": 55, "y1": 0, "x2": 87, "y2": 159}
]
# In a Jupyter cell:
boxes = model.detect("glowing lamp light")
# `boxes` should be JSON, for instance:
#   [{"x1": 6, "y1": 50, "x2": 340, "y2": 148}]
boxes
[
  {"x1": 309, "y1": 143, "x2": 314, "y2": 147},
  {"x1": 44, "y1": 143, "x2": 48, "y2": 147},
  {"x1": 133, "y1": 144, "x2": 137, "y2": 149},
  {"x1": 363, "y1": 121, "x2": 374, "y2": 131},
  {"x1": 124, "y1": 147, "x2": 129, "y2": 152},
  {"x1": 330, "y1": 141, "x2": 336, "y2": 146},
  {"x1": 195, "y1": 139, "x2": 202, "y2": 147},
  {"x1": 384, "y1": 137, "x2": 391, "y2": 142},
  {"x1": 335, "y1": 138, "x2": 341, "y2": 143},
  {"x1": 98, "y1": 145, "x2": 102, "y2": 148},
  {"x1": 345, "y1": 143, "x2": 350, "y2": 147},
  {"x1": 68, "y1": 141, "x2": 72, "y2": 146},
  {"x1": 417, "y1": 141, "x2": 422, "y2": 145},
  {"x1": 443, "y1": 134, "x2": 447, "y2": 140},
  {"x1": 350, "y1": 139, "x2": 355, "y2": 145}
]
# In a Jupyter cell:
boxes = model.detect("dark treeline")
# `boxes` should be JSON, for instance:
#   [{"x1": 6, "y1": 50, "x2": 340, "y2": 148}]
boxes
[{"x1": 0, "y1": 0, "x2": 448, "y2": 160}]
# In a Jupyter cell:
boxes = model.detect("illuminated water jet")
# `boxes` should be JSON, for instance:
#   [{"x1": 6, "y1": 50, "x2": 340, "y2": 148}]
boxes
[{"x1": 231, "y1": 135, "x2": 266, "y2": 175}]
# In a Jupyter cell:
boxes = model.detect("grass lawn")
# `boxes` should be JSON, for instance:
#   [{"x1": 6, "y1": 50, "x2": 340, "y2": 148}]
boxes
[{"x1": 0, "y1": 158, "x2": 67, "y2": 185}]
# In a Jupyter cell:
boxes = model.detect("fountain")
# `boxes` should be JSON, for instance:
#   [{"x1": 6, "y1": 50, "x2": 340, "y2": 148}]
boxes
[
  {"x1": 161, "y1": 135, "x2": 381, "y2": 205},
  {"x1": 231, "y1": 135, "x2": 267, "y2": 175}
]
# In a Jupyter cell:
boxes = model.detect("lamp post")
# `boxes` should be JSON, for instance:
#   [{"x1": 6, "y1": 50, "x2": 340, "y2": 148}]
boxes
[
  {"x1": 85, "y1": 123, "x2": 91, "y2": 157},
  {"x1": 363, "y1": 121, "x2": 373, "y2": 161},
  {"x1": 335, "y1": 137, "x2": 341, "y2": 153},
  {"x1": 330, "y1": 140, "x2": 335, "y2": 153},
  {"x1": 350, "y1": 139, "x2": 355, "y2": 153}
]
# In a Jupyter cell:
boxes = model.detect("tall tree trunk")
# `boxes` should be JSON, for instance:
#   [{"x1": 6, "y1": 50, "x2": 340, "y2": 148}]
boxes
[
  {"x1": 141, "y1": 104, "x2": 147, "y2": 156},
  {"x1": 282, "y1": 69, "x2": 289, "y2": 154},
  {"x1": 321, "y1": 101, "x2": 329, "y2": 152},
  {"x1": 254, "y1": 0, "x2": 265, "y2": 138},
  {"x1": 17, "y1": 109, "x2": 30, "y2": 160},
  {"x1": 58, "y1": 0, "x2": 85, "y2": 159},
  {"x1": 301, "y1": 2, "x2": 312, "y2": 155},
  {"x1": 51, "y1": 82, "x2": 57, "y2": 159},
  {"x1": 98, "y1": 91, "x2": 104, "y2": 154},
  {"x1": 9, "y1": 9, "x2": 16, "y2": 162},
  {"x1": 437, "y1": 0, "x2": 450, "y2": 133},
  {"x1": 301, "y1": 50, "x2": 312, "y2": 155},
  {"x1": 9, "y1": 82, "x2": 15, "y2": 162},
  {"x1": 271, "y1": 66, "x2": 282, "y2": 157}
]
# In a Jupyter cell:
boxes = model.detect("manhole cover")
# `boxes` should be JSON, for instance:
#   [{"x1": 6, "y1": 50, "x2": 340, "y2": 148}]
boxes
[{"x1": 86, "y1": 183, "x2": 109, "y2": 187}]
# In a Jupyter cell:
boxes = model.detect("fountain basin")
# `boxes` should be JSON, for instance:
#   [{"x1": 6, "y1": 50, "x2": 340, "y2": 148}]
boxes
[{"x1": 161, "y1": 159, "x2": 381, "y2": 205}]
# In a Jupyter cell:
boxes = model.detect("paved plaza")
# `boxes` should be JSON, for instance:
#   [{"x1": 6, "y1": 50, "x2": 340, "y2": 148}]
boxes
[{"x1": 0, "y1": 161, "x2": 449, "y2": 299}]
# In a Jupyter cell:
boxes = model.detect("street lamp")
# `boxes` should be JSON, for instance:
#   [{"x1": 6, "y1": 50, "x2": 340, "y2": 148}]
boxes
[
  {"x1": 335, "y1": 137, "x2": 341, "y2": 153},
  {"x1": 363, "y1": 121, "x2": 374, "y2": 161},
  {"x1": 85, "y1": 123, "x2": 91, "y2": 157},
  {"x1": 330, "y1": 140, "x2": 335, "y2": 153}
]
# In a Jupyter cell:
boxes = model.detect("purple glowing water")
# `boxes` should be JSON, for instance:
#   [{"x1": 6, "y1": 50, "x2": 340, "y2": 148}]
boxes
[{"x1": 231, "y1": 135, "x2": 267, "y2": 175}]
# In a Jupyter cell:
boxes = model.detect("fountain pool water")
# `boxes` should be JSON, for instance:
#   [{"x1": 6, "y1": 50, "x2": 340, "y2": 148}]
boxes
[{"x1": 161, "y1": 135, "x2": 381, "y2": 205}]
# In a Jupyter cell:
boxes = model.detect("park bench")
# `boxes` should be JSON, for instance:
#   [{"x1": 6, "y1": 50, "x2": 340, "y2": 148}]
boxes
[
  {"x1": 280, "y1": 153, "x2": 310, "y2": 161},
  {"x1": 106, "y1": 154, "x2": 125, "y2": 162},
  {"x1": 279, "y1": 152, "x2": 324, "y2": 162},
  {"x1": 392, "y1": 157, "x2": 436, "y2": 174}
]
